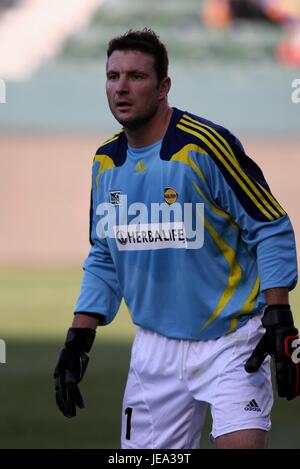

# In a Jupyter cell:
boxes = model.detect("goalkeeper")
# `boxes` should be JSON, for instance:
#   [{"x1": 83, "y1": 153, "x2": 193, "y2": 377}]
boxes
[{"x1": 54, "y1": 29, "x2": 299, "y2": 449}]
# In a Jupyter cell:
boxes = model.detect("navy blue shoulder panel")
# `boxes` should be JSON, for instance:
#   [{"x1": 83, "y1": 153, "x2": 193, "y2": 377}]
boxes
[
  {"x1": 189, "y1": 112, "x2": 271, "y2": 191},
  {"x1": 174, "y1": 109, "x2": 285, "y2": 222},
  {"x1": 160, "y1": 108, "x2": 190, "y2": 160},
  {"x1": 95, "y1": 131, "x2": 127, "y2": 167}
]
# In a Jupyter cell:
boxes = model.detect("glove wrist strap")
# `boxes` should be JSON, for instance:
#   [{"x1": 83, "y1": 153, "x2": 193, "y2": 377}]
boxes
[
  {"x1": 65, "y1": 327, "x2": 96, "y2": 353},
  {"x1": 262, "y1": 304, "x2": 293, "y2": 328}
]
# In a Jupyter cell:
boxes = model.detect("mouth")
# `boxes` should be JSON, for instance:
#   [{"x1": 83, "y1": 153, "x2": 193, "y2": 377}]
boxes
[{"x1": 115, "y1": 101, "x2": 132, "y2": 111}]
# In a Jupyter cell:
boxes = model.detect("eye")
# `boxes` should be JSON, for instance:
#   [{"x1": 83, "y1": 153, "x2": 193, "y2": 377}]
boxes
[
  {"x1": 107, "y1": 74, "x2": 118, "y2": 81},
  {"x1": 132, "y1": 74, "x2": 145, "y2": 80}
]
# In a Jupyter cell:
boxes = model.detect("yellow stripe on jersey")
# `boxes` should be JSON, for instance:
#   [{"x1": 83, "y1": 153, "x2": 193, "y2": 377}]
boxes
[
  {"x1": 226, "y1": 276, "x2": 260, "y2": 334},
  {"x1": 257, "y1": 181, "x2": 285, "y2": 217},
  {"x1": 182, "y1": 114, "x2": 237, "y2": 162},
  {"x1": 227, "y1": 317, "x2": 238, "y2": 336},
  {"x1": 178, "y1": 119, "x2": 284, "y2": 220},
  {"x1": 193, "y1": 182, "x2": 239, "y2": 230},
  {"x1": 171, "y1": 145, "x2": 238, "y2": 229},
  {"x1": 177, "y1": 123, "x2": 276, "y2": 221},
  {"x1": 96, "y1": 131, "x2": 122, "y2": 150},
  {"x1": 94, "y1": 154, "x2": 115, "y2": 187},
  {"x1": 181, "y1": 119, "x2": 283, "y2": 219},
  {"x1": 196, "y1": 207, "x2": 242, "y2": 333},
  {"x1": 240, "y1": 275, "x2": 260, "y2": 314},
  {"x1": 170, "y1": 144, "x2": 207, "y2": 183}
]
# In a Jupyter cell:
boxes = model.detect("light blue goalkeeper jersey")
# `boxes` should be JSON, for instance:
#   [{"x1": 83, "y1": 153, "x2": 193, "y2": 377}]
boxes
[{"x1": 75, "y1": 108, "x2": 298, "y2": 340}]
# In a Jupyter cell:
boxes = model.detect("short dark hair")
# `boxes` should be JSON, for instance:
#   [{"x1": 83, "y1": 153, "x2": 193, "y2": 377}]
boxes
[{"x1": 107, "y1": 28, "x2": 169, "y2": 82}]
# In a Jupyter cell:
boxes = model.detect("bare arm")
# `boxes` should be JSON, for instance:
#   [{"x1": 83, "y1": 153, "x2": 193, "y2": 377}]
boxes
[
  {"x1": 72, "y1": 313, "x2": 100, "y2": 329},
  {"x1": 265, "y1": 287, "x2": 289, "y2": 305}
]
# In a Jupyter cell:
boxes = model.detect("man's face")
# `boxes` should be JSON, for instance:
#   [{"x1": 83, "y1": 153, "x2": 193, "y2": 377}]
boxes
[{"x1": 106, "y1": 50, "x2": 163, "y2": 129}]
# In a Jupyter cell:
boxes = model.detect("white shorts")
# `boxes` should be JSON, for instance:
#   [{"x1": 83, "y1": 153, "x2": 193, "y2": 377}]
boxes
[{"x1": 121, "y1": 315, "x2": 273, "y2": 449}]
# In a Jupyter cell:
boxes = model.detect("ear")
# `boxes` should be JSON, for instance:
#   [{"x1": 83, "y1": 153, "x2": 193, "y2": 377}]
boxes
[{"x1": 158, "y1": 77, "x2": 171, "y2": 100}]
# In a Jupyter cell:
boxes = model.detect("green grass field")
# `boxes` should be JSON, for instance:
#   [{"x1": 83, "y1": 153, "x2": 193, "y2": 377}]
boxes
[{"x1": 0, "y1": 268, "x2": 300, "y2": 448}]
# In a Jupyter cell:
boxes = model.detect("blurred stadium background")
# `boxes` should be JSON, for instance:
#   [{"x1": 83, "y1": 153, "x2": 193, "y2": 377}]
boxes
[{"x1": 0, "y1": 0, "x2": 300, "y2": 448}]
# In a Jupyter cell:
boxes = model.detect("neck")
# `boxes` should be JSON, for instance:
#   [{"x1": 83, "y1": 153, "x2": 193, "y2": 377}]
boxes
[{"x1": 125, "y1": 105, "x2": 173, "y2": 148}]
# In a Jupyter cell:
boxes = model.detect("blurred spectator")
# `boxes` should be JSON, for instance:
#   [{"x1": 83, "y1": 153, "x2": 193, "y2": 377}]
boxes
[
  {"x1": 202, "y1": 0, "x2": 271, "y2": 28},
  {"x1": 202, "y1": 0, "x2": 300, "y2": 66},
  {"x1": 263, "y1": 0, "x2": 300, "y2": 25},
  {"x1": 264, "y1": 0, "x2": 300, "y2": 65},
  {"x1": 0, "y1": 0, "x2": 20, "y2": 15}
]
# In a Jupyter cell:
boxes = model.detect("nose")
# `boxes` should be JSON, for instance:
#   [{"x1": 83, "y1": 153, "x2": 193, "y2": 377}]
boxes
[{"x1": 115, "y1": 75, "x2": 129, "y2": 94}]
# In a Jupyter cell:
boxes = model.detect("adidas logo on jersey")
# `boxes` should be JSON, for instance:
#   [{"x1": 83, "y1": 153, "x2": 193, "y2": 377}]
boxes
[
  {"x1": 134, "y1": 160, "x2": 147, "y2": 174},
  {"x1": 244, "y1": 399, "x2": 261, "y2": 412}
]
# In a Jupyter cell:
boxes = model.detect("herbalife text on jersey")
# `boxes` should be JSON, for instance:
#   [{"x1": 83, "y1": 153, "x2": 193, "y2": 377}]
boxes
[{"x1": 96, "y1": 196, "x2": 204, "y2": 250}]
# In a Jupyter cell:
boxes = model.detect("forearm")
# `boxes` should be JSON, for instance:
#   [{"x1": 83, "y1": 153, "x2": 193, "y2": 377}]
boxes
[
  {"x1": 265, "y1": 287, "x2": 289, "y2": 305},
  {"x1": 72, "y1": 313, "x2": 100, "y2": 329}
]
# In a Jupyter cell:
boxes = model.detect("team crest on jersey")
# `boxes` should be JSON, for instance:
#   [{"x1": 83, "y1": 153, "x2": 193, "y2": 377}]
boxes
[
  {"x1": 109, "y1": 190, "x2": 122, "y2": 205},
  {"x1": 164, "y1": 187, "x2": 178, "y2": 205}
]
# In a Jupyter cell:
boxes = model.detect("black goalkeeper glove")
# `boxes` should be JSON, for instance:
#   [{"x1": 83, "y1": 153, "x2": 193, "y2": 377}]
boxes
[
  {"x1": 245, "y1": 305, "x2": 300, "y2": 400},
  {"x1": 54, "y1": 327, "x2": 96, "y2": 417}
]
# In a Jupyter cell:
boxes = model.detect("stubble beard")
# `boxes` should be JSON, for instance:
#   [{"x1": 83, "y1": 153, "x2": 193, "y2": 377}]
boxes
[{"x1": 111, "y1": 102, "x2": 159, "y2": 131}]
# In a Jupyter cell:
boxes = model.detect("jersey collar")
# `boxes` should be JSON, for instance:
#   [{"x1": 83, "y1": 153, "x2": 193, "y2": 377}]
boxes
[{"x1": 115, "y1": 107, "x2": 184, "y2": 164}]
